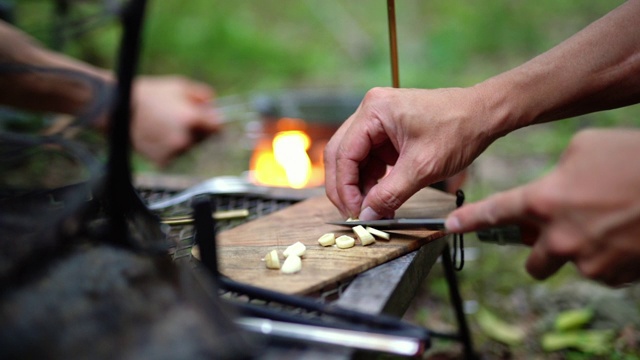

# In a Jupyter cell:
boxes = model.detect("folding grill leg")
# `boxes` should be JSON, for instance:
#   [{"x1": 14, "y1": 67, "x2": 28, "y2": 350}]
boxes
[
  {"x1": 193, "y1": 195, "x2": 219, "y2": 280},
  {"x1": 441, "y1": 243, "x2": 477, "y2": 359}
]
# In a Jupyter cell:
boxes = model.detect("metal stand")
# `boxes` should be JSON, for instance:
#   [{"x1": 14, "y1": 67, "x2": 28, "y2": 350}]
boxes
[{"x1": 441, "y1": 243, "x2": 477, "y2": 359}]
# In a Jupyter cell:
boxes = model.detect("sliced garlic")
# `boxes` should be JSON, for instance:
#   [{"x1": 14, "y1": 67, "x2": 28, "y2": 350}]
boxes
[
  {"x1": 191, "y1": 245, "x2": 201, "y2": 260},
  {"x1": 336, "y1": 235, "x2": 355, "y2": 249},
  {"x1": 283, "y1": 241, "x2": 306, "y2": 257},
  {"x1": 352, "y1": 225, "x2": 376, "y2": 246},
  {"x1": 280, "y1": 254, "x2": 302, "y2": 274},
  {"x1": 318, "y1": 233, "x2": 336, "y2": 247},
  {"x1": 264, "y1": 249, "x2": 281, "y2": 269},
  {"x1": 365, "y1": 226, "x2": 391, "y2": 240}
]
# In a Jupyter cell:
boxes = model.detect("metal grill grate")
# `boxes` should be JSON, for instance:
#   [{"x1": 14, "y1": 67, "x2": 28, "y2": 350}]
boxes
[{"x1": 138, "y1": 188, "x2": 297, "y2": 260}]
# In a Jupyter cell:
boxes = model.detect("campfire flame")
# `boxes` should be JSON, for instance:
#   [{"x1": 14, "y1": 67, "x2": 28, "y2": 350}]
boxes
[
  {"x1": 272, "y1": 130, "x2": 311, "y2": 188},
  {"x1": 250, "y1": 118, "x2": 325, "y2": 189}
]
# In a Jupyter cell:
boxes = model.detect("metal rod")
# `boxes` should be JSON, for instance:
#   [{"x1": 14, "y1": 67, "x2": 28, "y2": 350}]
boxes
[
  {"x1": 387, "y1": 0, "x2": 400, "y2": 88},
  {"x1": 220, "y1": 276, "x2": 429, "y2": 335},
  {"x1": 441, "y1": 243, "x2": 477, "y2": 359},
  {"x1": 106, "y1": 0, "x2": 147, "y2": 245}
]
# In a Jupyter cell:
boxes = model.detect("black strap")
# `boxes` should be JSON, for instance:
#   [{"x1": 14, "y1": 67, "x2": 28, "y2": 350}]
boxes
[{"x1": 452, "y1": 189, "x2": 465, "y2": 271}]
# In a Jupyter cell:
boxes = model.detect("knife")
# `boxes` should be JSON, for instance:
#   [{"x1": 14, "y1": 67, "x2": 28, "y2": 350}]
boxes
[{"x1": 327, "y1": 219, "x2": 523, "y2": 246}]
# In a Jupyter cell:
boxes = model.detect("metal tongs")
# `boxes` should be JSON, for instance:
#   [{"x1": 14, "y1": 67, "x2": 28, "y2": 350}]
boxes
[
  {"x1": 147, "y1": 176, "x2": 267, "y2": 210},
  {"x1": 327, "y1": 218, "x2": 523, "y2": 245},
  {"x1": 217, "y1": 276, "x2": 432, "y2": 357},
  {"x1": 235, "y1": 316, "x2": 426, "y2": 356}
]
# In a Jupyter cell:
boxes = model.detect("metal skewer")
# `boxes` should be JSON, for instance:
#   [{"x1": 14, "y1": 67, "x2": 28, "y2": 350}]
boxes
[{"x1": 387, "y1": 0, "x2": 400, "y2": 88}]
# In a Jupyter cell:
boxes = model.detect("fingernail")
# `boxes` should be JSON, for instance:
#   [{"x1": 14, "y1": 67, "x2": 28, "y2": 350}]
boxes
[
  {"x1": 445, "y1": 216, "x2": 462, "y2": 232},
  {"x1": 359, "y1": 207, "x2": 381, "y2": 221}
]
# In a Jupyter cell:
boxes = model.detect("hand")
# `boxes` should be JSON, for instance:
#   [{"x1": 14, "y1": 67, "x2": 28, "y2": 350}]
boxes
[
  {"x1": 324, "y1": 86, "x2": 499, "y2": 220},
  {"x1": 131, "y1": 76, "x2": 222, "y2": 166},
  {"x1": 446, "y1": 128, "x2": 640, "y2": 286}
]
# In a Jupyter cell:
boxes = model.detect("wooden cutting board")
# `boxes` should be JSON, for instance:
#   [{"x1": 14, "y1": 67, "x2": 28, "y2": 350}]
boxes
[{"x1": 217, "y1": 187, "x2": 456, "y2": 295}]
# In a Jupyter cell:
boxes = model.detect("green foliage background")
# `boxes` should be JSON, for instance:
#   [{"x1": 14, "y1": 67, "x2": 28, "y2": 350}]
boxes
[{"x1": 14, "y1": 1, "x2": 629, "y2": 92}]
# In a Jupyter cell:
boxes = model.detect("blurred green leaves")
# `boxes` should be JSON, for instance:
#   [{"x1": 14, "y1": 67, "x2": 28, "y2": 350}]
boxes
[{"x1": 15, "y1": 0, "x2": 630, "y2": 96}]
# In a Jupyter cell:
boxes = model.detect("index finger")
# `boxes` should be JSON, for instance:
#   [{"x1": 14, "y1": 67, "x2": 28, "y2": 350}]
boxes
[
  {"x1": 446, "y1": 184, "x2": 534, "y2": 233},
  {"x1": 334, "y1": 116, "x2": 375, "y2": 218},
  {"x1": 324, "y1": 114, "x2": 358, "y2": 218}
]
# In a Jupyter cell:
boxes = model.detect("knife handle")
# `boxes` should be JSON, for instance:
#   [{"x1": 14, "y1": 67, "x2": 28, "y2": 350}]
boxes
[{"x1": 476, "y1": 225, "x2": 522, "y2": 246}]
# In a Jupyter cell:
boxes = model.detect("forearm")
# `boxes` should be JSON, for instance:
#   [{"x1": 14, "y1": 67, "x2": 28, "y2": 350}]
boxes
[
  {"x1": 476, "y1": 0, "x2": 640, "y2": 135},
  {"x1": 0, "y1": 21, "x2": 112, "y2": 117}
]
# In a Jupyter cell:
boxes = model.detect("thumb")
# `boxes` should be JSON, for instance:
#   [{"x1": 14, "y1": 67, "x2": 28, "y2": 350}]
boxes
[
  {"x1": 186, "y1": 81, "x2": 214, "y2": 104},
  {"x1": 359, "y1": 166, "x2": 425, "y2": 221}
]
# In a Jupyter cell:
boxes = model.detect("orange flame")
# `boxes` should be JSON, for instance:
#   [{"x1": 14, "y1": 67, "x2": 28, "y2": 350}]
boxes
[{"x1": 250, "y1": 119, "x2": 325, "y2": 188}]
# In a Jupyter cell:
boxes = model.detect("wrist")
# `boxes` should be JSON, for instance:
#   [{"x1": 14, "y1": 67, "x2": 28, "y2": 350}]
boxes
[{"x1": 471, "y1": 72, "x2": 543, "y2": 141}]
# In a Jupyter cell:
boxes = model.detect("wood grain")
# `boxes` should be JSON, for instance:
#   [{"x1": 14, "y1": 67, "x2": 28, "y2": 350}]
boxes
[{"x1": 216, "y1": 187, "x2": 456, "y2": 295}]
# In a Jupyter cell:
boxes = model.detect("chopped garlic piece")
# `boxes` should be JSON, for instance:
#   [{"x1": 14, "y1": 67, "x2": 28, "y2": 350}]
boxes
[
  {"x1": 283, "y1": 241, "x2": 306, "y2": 257},
  {"x1": 265, "y1": 249, "x2": 280, "y2": 269},
  {"x1": 318, "y1": 233, "x2": 336, "y2": 247},
  {"x1": 352, "y1": 225, "x2": 376, "y2": 246},
  {"x1": 336, "y1": 235, "x2": 356, "y2": 249},
  {"x1": 281, "y1": 254, "x2": 302, "y2": 274},
  {"x1": 365, "y1": 226, "x2": 391, "y2": 240},
  {"x1": 191, "y1": 245, "x2": 201, "y2": 260}
]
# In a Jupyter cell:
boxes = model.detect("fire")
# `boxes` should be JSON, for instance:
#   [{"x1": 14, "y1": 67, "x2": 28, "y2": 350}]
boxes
[
  {"x1": 272, "y1": 131, "x2": 312, "y2": 188},
  {"x1": 250, "y1": 118, "x2": 325, "y2": 189}
]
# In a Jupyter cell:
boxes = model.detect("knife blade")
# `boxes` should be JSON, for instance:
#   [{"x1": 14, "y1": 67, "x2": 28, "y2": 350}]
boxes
[
  {"x1": 326, "y1": 219, "x2": 522, "y2": 245},
  {"x1": 326, "y1": 218, "x2": 446, "y2": 230}
]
